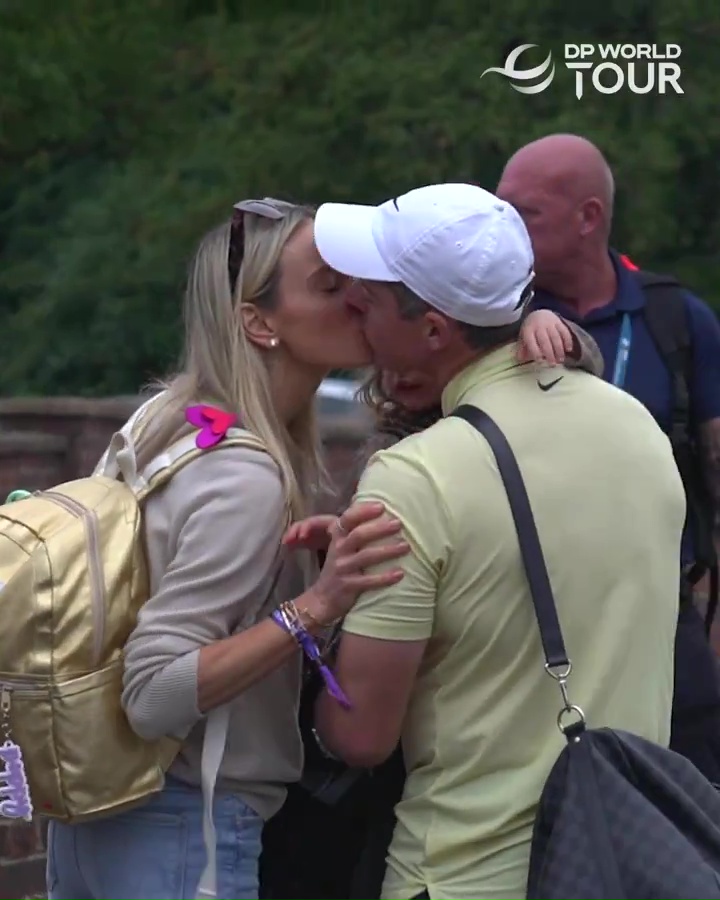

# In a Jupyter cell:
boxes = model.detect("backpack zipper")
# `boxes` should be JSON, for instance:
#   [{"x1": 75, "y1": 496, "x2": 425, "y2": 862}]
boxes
[
  {"x1": 41, "y1": 491, "x2": 107, "y2": 667},
  {"x1": 0, "y1": 685, "x2": 11, "y2": 742},
  {"x1": 0, "y1": 681, "x2": 44, "y2": 694},
  {"x1": 1, "y1": 685, "x2": 10, "y2": 727},
  {"x1": 0, "y1": 681, "x2": 44, "y2": 737}
]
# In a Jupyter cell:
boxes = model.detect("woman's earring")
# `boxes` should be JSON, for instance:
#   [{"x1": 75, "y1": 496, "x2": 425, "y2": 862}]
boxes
[{"x1": 269, "y1": 337, "x2": 279, "y2": 348}]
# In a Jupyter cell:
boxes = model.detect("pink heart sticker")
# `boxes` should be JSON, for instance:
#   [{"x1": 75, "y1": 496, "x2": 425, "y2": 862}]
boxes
[
  {"x1": 185, "y1": 405, "x2": 239, "y2": 450},
  {"x1": 204, "y1": 407, "x2": 236, "y2": 436}
]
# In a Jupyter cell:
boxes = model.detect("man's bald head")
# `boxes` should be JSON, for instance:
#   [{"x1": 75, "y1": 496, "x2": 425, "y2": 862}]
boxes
[
  {"x1": 496, "y1": 134, "x2": 615, "y2": 289},
  {"x1": 503, "y1": 134, "x2": 614, "y2": 218}
]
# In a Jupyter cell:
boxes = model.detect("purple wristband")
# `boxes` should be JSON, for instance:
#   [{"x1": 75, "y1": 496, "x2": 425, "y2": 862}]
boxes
[
  {"x1": 271, "y1": 608, "x2": 297, "y2": 636},
  {"x1": 296, "y1": 630, "x2": 351, "y2": 709},
  {"x1": 271, "y1": 609, "x2": 351, "y2": 709}
]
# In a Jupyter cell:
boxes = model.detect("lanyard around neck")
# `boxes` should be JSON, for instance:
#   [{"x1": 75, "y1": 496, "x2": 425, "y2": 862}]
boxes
[{"x1": 612, "y1": 313, "x2": 633, "y2": 389}]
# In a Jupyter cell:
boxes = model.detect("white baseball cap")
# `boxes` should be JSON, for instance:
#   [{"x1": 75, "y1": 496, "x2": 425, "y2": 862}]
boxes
[{"x1": 314, "y1": 183, "x2": 534, "y2": 327}]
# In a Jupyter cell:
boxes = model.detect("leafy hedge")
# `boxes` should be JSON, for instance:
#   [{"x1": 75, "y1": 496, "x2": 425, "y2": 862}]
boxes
[{"x1": 0, "y1": 0, "x2": 717, "y2": 395}]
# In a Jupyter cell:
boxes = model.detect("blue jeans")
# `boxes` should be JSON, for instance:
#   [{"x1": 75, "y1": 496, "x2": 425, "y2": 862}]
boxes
[{"x1": 46, "y1": 776, "x2": 264, "y2": 899}]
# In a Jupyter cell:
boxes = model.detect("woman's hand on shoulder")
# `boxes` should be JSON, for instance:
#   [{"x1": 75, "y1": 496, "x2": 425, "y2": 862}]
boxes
[{"x1": 299, "y1": 502, "x2": 409, "y2": 626}]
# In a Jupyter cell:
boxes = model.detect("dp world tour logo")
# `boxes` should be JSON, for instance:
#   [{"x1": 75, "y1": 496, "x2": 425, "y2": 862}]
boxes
[
  {"x1": 481, "y1": 44, "x2": 555, "y2": 94},
  {"x1": 482, "y1": 43, "x2": 684, "y2": 98}
]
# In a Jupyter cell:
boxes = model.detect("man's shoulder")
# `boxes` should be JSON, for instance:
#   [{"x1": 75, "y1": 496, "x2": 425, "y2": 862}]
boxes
[
  {"x1": 360, "y1": 417, "x2": 476, "y2": 503},
  {"x1": 636, "y1": 270, "x2": 715, "y2": 329},
  {"x1": 640, "y1": 280, "x2": 720, "y2": 375},
  {"x1": 355, "y1": 423, "x2": 453, "y2": 544},
  {"x1": 364, "y1": 420, "x2": 449, "y2": 478},
  {"x1": 680, "y1": 289, "x2": 720, "y2": 339}
]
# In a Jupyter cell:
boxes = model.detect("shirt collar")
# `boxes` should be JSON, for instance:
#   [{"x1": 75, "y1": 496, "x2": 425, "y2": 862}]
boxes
[
  {"x1": 533, "y1": 249, "x2": 646, "y2": 323},
  {"x1": 441, "y1": 344, "x2": 522, "y2": 415}
]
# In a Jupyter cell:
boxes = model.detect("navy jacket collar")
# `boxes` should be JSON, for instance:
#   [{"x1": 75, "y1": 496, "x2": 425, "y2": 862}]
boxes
[{"x1": 533, "y1": 250, "x2": 646, "y2": 323}]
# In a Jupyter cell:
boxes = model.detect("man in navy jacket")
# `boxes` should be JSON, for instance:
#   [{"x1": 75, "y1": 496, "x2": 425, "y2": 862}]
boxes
[{"x1": 498, "y1": 133, "x2": 720, "y2": 780}]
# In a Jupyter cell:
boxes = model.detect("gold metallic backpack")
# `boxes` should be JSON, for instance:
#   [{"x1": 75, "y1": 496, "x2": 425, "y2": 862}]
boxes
[{"x1": 0, "y1": 398, "x2": 266, "y2": 828}]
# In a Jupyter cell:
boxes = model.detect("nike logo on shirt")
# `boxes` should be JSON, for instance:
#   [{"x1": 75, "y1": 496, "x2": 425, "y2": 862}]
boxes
[{"x1": 537, "y1": 375, "x2": 564, "y2": 392}]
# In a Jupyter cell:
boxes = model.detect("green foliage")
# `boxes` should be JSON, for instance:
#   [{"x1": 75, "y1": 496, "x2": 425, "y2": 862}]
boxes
[{"x1": 0, "y1": 0, "x2": 718, "y2": 395}]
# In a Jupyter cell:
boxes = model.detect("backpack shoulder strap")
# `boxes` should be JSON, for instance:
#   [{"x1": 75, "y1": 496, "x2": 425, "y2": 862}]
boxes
[
  {"x1": 137, "y1": 428, "x2": 269, "y2": 500},
  {"x1": 636, "y1": 270, "x2": 719, "y2": 623},
  {"x1": 93, "y1": 393, "x2": 165, "y2": 479},
  {"x1": 637, "y1": 271, "x2": 690, "y2": 365},
  {"x1": 99, "y1": 423, "x2": 272, "y2": 501},
  {"x1": 97, "y1": 394, "x2": 273, "y2": 498},
  {"x1": 636, "y1": 271, "x2": 692, "y2": 444}
]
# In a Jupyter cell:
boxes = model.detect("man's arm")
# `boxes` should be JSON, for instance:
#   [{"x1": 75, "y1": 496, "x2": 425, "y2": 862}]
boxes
[
  {"x1": 686, "y1": 293, "x2": 720, "y2": 513},
  {"x1": 314, "y1": 449, "x2": 449, "y2": 768}
]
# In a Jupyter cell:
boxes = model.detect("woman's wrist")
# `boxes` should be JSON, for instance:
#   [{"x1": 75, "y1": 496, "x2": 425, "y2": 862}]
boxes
[
  {"x1": 294, "y1": 588, "x2": 339, "y2": 635},
  {"x1": 268, "y1": 596, "x2": 351, "y2": 709}
]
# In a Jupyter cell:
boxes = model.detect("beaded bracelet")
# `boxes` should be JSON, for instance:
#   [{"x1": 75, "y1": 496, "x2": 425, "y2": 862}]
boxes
[{"x1": 271, "y1": 601, "x2": 351, "y2": 709}]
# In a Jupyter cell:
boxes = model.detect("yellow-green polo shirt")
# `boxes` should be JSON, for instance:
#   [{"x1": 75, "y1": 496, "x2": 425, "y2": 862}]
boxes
[{"x1": 343, "y1": 344, "x2": 685, "y2": 900}]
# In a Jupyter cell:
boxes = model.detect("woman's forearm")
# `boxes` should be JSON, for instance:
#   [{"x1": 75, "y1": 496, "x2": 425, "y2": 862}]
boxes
[{"x1": 197, "y1": 592, "x2": 324, "y2": 712}]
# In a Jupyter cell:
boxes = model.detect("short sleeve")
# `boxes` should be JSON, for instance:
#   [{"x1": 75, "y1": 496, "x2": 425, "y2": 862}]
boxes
[
  {"x1": 122, "y1": 447, "x2": 288, "y2": 741},
  {"x1": 341, "y1": 447, "x2": 450, "y2": 642},
  {"x1": 686, "y1": 292, "x2": 720, "y2": 424}
]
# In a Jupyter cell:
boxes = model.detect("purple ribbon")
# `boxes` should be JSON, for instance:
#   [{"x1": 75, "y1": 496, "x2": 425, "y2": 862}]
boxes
[{"x1": 272, "y1": 610, "x2": 351, "y2": 709}]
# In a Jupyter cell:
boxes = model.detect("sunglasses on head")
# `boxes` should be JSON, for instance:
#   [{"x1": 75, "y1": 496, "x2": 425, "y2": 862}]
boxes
[{"x1": 228, "y1": 198, "x2": 291, "y2": 295}]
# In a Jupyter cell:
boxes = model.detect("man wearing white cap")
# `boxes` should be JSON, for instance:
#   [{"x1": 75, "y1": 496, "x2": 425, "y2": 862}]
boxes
[{"x1": 311, "y1": 183, "x2": 685, "y2": 900}]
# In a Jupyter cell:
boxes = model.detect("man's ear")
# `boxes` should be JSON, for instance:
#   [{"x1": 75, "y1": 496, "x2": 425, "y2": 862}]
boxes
[
  {"x1": 579, "y1": 197, "x2": 603, "y2": 237},
  {"x1": 240, "y1": 302, "x2": 278, "y2": 350},
  {"x1": 423, "y1": 310, "x2": 454, "y2": 352}
]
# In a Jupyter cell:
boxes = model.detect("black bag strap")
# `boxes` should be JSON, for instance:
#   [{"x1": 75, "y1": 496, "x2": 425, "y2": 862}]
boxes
[
  {"x1": 452, "y1": 404, "x2": 587, "y2": 736},
  {"x1": 639, "y1": 273, "x2": 692, "y2": 463},
  {"x1": 640, "y1": 275, "x2": 692, "y2": 457},
  {"x1": 638, "y1": 272, "x2": 719, "y2": 627},
  {"x1": 452, "y1": 405, "x2": 568, "y2": 669}
]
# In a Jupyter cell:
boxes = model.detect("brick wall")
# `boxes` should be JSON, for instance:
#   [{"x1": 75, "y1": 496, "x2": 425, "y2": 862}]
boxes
[
  {"x1": 0, "y1": 395, "x2": 371, "y2": 897},
  {"x1": 0, "y1": 396, "x2": 371, "y2": 501}
]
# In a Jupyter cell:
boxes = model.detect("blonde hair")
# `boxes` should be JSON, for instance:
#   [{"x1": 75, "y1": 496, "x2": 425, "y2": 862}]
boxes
[{"x1": 135, "y1": 201, "x2": 324, "y2": 520}]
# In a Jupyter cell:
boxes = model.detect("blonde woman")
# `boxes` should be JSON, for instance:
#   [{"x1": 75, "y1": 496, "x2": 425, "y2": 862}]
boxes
[
  {"x1": 46, "y1": 197, "x2": 590, "y2": 900},
  {"x1": 46, "y1": 199, "x2": 408, "y2": 900}
]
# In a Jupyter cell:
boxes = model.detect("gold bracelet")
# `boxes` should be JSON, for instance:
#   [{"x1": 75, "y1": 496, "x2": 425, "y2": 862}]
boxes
[{"x1": 298, "y1": 604, "x2": 340, "y2": 630}]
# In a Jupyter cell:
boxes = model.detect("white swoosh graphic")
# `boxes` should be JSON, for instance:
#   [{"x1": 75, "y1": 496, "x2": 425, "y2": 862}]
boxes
[
  {"x1": 480, "y1": 43, "x2": 555, "y2": 94},
  {"x1": 513, "y1": 64, "x2": 555, "y2": 93}
]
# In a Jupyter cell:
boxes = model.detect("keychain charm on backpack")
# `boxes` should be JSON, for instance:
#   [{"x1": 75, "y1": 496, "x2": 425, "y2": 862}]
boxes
[
  {"x1": 0, "y1": 691, "x2": 32, "y2": 820},
  {"x1": 5, "y1": 490, "x2": 31, "y2": 504}
]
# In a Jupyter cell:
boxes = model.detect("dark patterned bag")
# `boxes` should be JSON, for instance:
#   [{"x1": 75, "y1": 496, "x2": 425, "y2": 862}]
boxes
[{"x1": 453, "y1": 405, "x2": 720, "y2": 900}]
